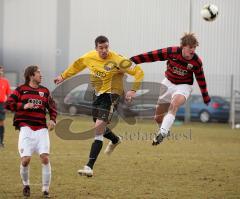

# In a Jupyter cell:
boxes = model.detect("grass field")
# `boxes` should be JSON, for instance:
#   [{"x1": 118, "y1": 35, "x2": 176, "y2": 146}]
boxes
[{"x1": 0, "y1": 114, "x2": 240, "y2": 199}]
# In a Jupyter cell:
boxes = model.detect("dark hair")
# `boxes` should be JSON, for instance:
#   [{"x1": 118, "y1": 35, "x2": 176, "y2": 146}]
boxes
[
  {"x1": 95, "y1": 35, "x2": 109, "y2": 47},
  {"x1": 0, "y1": 65, "x2": 3, "y2": 70},
  {"x1": 24, "y1": 65, "x2": 39, "y2": 84},
  {"x1": 180, "y1": 33, "x2": 199, "y2": 47}
]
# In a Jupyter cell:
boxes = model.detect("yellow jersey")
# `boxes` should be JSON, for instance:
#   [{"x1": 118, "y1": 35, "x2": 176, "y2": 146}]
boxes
[{"x1": 61, "y1": 50, "x2": 144, "y2": 95}]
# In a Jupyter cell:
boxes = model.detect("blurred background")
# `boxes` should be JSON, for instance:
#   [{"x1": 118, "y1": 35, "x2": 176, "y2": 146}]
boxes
[{"x1": 1, "y1": 0, "x2": 240, "y2": 126}]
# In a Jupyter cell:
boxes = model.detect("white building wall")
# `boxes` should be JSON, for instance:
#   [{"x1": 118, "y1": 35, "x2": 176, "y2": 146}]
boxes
[
  {"x1": 2, "y1": 0, "x2": 57, "y2": 89},
  {"x1": 69, "y1": 0, "x2": 190, "y2": 83},
  {"x1": 190, "y1": 0, "x2": 240, "y2": 96},
  {"x1": 1, "y1": 0, "x2": 239, "y2": 96}
]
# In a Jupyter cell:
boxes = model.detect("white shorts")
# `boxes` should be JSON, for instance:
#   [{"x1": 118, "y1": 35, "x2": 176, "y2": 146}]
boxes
[
  {"x1": 157, "y1": 78, "x2": 193, "y2": 104},
  {"x1": 18, "y1": 126, "x2": 50, "y2": 157}
]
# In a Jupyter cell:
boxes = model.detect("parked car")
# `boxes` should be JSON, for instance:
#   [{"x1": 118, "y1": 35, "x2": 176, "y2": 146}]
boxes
[
  {"x1": 126, "y1": 95, "x2": 230, "y2": 123},
  {"x1": 64, "y1": 90, "x2": 230, "y2": 123},
  {"x1": 63, "y1": 90, "x2": 136, "y2": 117},
  {"x1": 64, "y1": 90, "x2": 93, "y2": 115},
  {"x1": 176, "y1": 95, "x2": 230, "y2": 123}
]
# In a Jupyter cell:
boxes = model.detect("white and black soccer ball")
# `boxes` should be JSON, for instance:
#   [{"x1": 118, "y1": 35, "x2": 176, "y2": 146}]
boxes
[{"x1": 201, "y1": 4, "x2": 219, "y2": 21}]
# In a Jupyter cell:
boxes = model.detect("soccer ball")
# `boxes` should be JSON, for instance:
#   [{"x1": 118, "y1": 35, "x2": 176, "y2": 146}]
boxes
[{"x1": 201, "y1": 4, "x2": 218, "y2": 21}]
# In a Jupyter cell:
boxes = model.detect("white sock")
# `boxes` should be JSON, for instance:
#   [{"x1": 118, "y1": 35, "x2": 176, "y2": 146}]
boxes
[
  {"x1": 20, "y1": 164, "x2": 29, "y2": 186},
  {"x1": 159, "y1": 113, "x2": 175, "y2": 137},
  {"x1": 42, "y1": 163, "x2": 51, "y2": 192},
  {"x1": 95, "y1": 134, "x2": 104, "y2": 141}
]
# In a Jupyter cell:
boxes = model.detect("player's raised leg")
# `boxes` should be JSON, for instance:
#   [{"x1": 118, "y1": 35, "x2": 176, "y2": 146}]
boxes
[
  {"x1": 154, "y1": 103, "x2": 170, "y2": 127},
  {"x1": 104, "y1": 95, "x2": 122, "y2": 155},
  {"x1": 153, "y1": 95, "x2": 185, "y2": 145},
  {"x1": 104, "y1": 127, "x2": 122, "y2": 155}
]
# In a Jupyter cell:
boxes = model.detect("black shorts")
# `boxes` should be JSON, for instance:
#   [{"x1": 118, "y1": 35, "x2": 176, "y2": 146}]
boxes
[
  {"x1": 0, "y1": 103, "x2": 6, "y2": 121},
  {"x1": 92, "y1": 93, "x2": 120, "y2": 122}
]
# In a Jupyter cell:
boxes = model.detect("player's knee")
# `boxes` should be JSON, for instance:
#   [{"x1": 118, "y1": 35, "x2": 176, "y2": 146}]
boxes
[
  {"x1": 21, "y1": 162, "x2": 29, "y2": 167},
  {"x1": 169, "y1": 102, "x2": 179, "y2": 114},
  {"x1": 21, "y1": 157, "x2": 31, "y2": 167},
  {"x1": 154, "y1": 115, "x2": 163, "y2": 123},
  {"x1": 40, "y1": 154, "x2": 49, "y2": 164},
  {"x1": 95, "y1": 119, "x2": 107, "y2": 134}
]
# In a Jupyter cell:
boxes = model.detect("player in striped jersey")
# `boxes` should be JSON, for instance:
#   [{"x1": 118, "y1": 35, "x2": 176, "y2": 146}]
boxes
[
  {"x1": 130, "y1": 33, "x2": 211, "y2": 145},
  {"x1": 5, "y1": 65, "x2": 57, "y2": 198}
]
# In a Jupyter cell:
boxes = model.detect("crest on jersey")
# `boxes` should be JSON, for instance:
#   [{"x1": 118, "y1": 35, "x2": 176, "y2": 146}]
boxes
[
  {"x1": 104, "y1": 61, "x2": 117, "y2": 71},
  {"x1": 104, "y1": 66, "x2": 111, "y2": 71},
  {"x1": 39, "y1": 92, "x2": 44, "y2": 97},
  {"x1": 187, "y1": 64, "x2": 193, "y2": 70}
]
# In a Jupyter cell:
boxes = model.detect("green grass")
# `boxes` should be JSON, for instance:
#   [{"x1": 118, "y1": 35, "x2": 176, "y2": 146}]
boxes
[{"x1": 0, "y1": 114, "x2": 240, "y2": 198}]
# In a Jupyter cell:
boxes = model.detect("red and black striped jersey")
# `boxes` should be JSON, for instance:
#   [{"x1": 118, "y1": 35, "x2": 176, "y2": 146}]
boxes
[
  {"x1": 130, "y1": 46, "x2": 210, "y2": 104},
  {"x1": 5, "y1": 84, "x2": 57, "y2": 130}
]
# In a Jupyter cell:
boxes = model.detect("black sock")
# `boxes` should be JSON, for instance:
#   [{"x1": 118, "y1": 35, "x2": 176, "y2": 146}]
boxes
[
  {"x1": 103, "y1": 127, "x2": 119, "y2": 144},
  {"x1": 0, "y1": 126, "x2": 4, "y2": 144},
  {"x1": 86, "y1": 140, "x2": 103, "y2": 169}
]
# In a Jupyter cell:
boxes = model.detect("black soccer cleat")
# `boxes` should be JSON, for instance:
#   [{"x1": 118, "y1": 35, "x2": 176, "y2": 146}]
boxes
[
  {"x1": 23, "y1": 185, "x2": 30, "y2": 197},
  {"x1": 152, "y1": 131, "x2": 171, "y2": 146},
  {"x1": 42, "y1": 191, "x2": 50, "y2": 198},
  {"x1": 152, "y1": 133, "x2": 164, "y2": 146}
]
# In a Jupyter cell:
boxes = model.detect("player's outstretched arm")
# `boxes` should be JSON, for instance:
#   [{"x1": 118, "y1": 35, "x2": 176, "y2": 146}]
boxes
[
  {"x1": 130, "y1": 48, "x2": 169, "y2": 64},
  {"x1": 54, "y1": 57, "x2": 87, "y2": 85},
  {"x1": 194, "y1": 65, "x2": 211, "y2": 105},
  {"x1": 124, "y1": 65, "x2": 144, "y2": 103}
]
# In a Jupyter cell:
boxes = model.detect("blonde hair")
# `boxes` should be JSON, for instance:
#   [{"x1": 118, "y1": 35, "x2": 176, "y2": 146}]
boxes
[{"x1": 180, "y1": 33, "x2": 199, "y2": 47}]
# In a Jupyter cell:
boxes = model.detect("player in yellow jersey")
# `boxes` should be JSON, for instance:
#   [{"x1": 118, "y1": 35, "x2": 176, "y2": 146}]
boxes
[{"x1": 54, "y1": 35, "x2": 144, "y2": 177}]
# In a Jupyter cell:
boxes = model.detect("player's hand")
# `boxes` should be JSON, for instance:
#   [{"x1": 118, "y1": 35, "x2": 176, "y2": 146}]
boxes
[
  {"x1": 204, "y1": 96, "x2": 211, "y2": 106},
  {"x1": 24, "y1": 103, "x2": 34, "y2": 109},
  {"x1": 54, "y1": 75, "x2": 64, "y2": 84},
  {"x1": 47, "y1": 120, "x2": 56, "y2": 131},
  {"x1": 125, "y1": 90, "x2": 136, "y2": 103}
]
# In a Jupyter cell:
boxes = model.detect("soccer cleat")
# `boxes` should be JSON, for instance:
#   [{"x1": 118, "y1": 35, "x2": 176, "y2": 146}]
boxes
[
  {"x1": 152, "y1": 133, "x2": 164, "y2": 146},
  {"x1": 78, "y1": 165, "x2": 93, "y2": 177},
  {"x1": 104, "y1": 136, "x2": 122, "y2": 155},
  {"x1": 42, "y1": 191, "x2": 50, "y2": 198},
  {"x1": 23, "y1": 185, "x2": 30, "y2": 197},
  {"x1": 152, "y1": 131, "x2": 170, "y2": 146}
]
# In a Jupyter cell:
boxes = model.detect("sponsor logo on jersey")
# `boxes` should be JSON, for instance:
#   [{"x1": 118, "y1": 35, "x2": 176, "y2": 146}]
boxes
[
  {"x1": 28, "y1": 98, "x2": 43, "y2": 109},
  {"x1": 93, "y1": 69, "x2": 106, "y2": 78},
  {"x1": 28, "y1": 99, "x2": 42, "y2": 105},
  {"x1": 172, "y1": 66, "x2": 188, "y2": 76}
]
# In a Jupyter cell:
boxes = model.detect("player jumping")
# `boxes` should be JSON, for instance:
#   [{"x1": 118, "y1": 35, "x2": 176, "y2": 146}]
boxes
[{"x1": 130, "y1": 33, "x2": 211, "y2": 145}]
